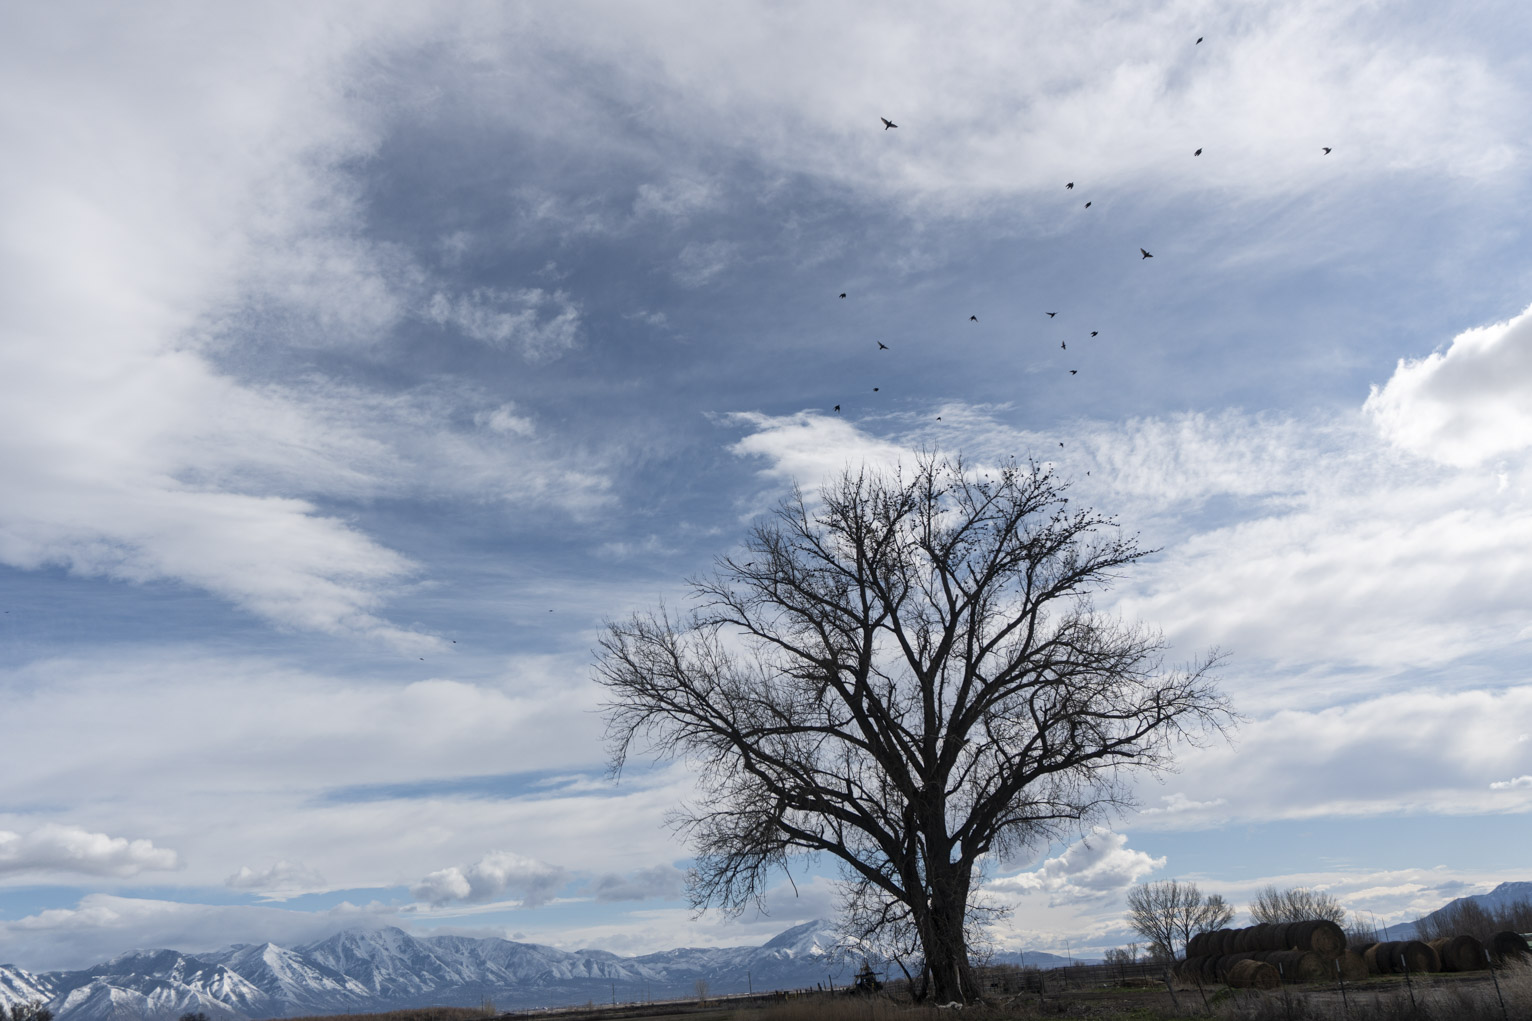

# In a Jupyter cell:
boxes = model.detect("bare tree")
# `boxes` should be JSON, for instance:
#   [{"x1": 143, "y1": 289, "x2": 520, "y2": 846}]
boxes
[
  {"x1": 1248, "y1": 885, "x2": 1346, "y2": 926},
  {"x1": 596, "y1": 455, "x2": 1232, "y2": 1003},
  {"x1": 1127, "y1": 880, "x2": 1233, "y2": 959}
]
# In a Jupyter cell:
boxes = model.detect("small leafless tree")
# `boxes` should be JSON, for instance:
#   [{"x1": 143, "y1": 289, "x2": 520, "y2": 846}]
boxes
[
  {"x1": 1416, "y1": 896, "x2": 1532, "y2": 942},
  {"x1": 596, "y1": 455, "x2": 1233, "y2": 1004},
  {"x1": 1248, "y1": 885, "x2": 1346, "y2": 926},
  {"x1": 1126, "y1": 879, "x2": 1234, "y2": 959}
]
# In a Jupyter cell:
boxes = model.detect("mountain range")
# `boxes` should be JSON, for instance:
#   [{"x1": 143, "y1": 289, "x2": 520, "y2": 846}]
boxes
[
  {"x1": 0, "y1": 920, "x2": 873, "y2": 1021},
  {"x1": 1376, "y1": 881, "x2": 1532, "y2": 941}
]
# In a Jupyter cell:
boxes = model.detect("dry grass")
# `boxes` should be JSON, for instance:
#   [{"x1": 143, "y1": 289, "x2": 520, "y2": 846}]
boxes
[
  {"x1": 1214, "y1": 961, "x2": 1532, "y2": 1020},
  {"x1": 282, "y1": 1009, "x2": 490, "y2": 1021}
]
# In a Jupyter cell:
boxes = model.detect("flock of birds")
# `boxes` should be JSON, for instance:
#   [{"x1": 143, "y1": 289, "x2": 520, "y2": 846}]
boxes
[{"x1": 844, "y1": 35, "x2": 1334, "y2": 422}]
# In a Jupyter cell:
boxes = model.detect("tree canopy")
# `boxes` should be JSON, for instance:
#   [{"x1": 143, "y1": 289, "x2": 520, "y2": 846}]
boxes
[{"x1": 596, "y1": 455, "x2": 1232, "y2": 1002}]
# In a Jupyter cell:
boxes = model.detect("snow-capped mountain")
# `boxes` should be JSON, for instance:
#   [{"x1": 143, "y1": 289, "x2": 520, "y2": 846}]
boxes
[
  {"x1": 1376, "y1": 881, "x2": 1532, "y2": 941},
  {"x1": 1, "y1": 920, "x2": 859, "y2": 1021},
  {"x1": 0, "y1": 964, "x2": 57, "y2": 1012}
]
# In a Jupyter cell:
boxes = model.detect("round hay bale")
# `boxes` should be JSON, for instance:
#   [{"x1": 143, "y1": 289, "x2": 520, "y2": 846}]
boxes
[
  {"x1": 1263, "y1": 949, "x2": 1327, "y2": 983},
  {"x1": 1367, "y1": 942, "x2": 1397, "y2": 975},
  {"x1": 1270, "y1": 922, "x2": 1292, "y2": 950},
  {"x1": 1338, "y1": 949, "x2": 1368, "y2": 982},
  {"x1": 1199, "y1": 954, "x2": 1221, "y2": 984},
  {"x1": 1292, "y1": 919, "x2": 1346, "y2": 960},
  {"x1": 1233, "y1": 927, "x2": 1256, "y2": 952},
  {"x1": 1247, "y1": 922, "x2": 1277, "y2": 951},
  {"x1": 1227, "y1": 958, "x2": 1281, "y2": 990},
  {"x1": 1210, "y1": 928, "x2": 1235, "y2": 956},
  {"x1": 1187, "y1": 932, "x2": 1209, "y2": 958},
  {"x1": 1491, "y1": 931, "x2": 1531, "y2": 962},
  {"x1": 1214, "y1": 952, "x2": 1256, "y2": 982},
  {"x1": 1427, "y1": 937, "x2": 1484, "y2": 972},
  {"x1": 1394, "y1": 940, "x2": 1439, "y2": 974}
]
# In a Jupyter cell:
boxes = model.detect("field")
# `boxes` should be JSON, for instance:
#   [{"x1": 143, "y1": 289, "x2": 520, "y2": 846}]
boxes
[{"x1": 278, "y1": 959, "x2": 1532, "y2": 1021}]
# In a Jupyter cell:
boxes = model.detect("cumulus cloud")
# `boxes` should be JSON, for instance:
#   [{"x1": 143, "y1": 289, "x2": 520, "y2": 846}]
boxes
[
  {"x1": 0, "y1": 824, "x2": 179, "y2": 878},
  {"x1": 411, "y1": 851, "x2": 567, "y2": 907},
  {"x1": 225, "y1": 860, "x2": 327, "y2": 900},
  {"x1": 991, "y1": 828, "x2": 1164, "y2": 904},
  {"x1": 589, "y1": 864, "x2": 686, "y2": 902},
  {"x1": 1366, "y1": 301, "x2": 1532, "y2": 466},
  {"x1": 1490, "y1": 775, "x2": 1532, "y2": 791}
]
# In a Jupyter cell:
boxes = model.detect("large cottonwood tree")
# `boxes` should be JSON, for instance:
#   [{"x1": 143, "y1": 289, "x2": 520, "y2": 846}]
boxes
[{"x1": 596, "y1": 455, "x2": 1232, "y2": 1003}]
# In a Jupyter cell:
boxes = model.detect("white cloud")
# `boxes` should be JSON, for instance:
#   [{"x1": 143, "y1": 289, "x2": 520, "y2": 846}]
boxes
[
  {"x1": 412, "y1": 851, "x2": 567, "y2": 907},
  {"x1": 1490, "y1": 775, "x2": 1532, "y2": 791},
  {"x1": 0, "y1": 824, "x2": 179, "y2": 879},
  {"x1": 225, "y1": 860, "x2": 327, "y2": 901},
  {"x1": 1139, "y1": 793, "x2": 1227, "y2": 816},
  {"x1": 673, "y1": 241, "x2": 740, "y2": 287},
  {"x1": 424, "y1": 288, "x2": 582, "y2": 359},
  {"x1": 1366, "y1": 300, "x2": 1532, "y2": 466},
  {"x1": 991, "y1": 828, "x2": 1165, "y2": 905},
  {"x1": 0, "y1": 894, "x2": 397, "y2": 972}
]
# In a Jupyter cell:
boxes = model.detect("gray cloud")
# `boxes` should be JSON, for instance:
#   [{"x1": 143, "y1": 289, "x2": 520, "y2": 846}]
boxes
[{"x1": 590, "y1": 864, "x2": 686, "y2": 903}]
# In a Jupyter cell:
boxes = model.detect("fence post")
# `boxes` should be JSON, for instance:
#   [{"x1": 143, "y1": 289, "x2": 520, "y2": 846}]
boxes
[
  {"x1": 1334, "y1": 956, "x2": 1349, "y2": 1017},
  {"x1": 1162, "y1": 967, "x2": 1182, "y2": 1015},
  {"x1": 1400, "y1": 954, "x2": 1416, "y2": 1013},
  {"x1": 1485, "y1": 948, "x2": 1509, "y2": 1021}
]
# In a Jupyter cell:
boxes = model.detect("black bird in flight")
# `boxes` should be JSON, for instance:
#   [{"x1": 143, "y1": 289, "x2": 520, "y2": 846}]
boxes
[
  {"x1": 1084, "y1": 201, "x2": 1092, "y2": 208},
  {"x1": 1197, "y1": 36, "x2": 1203, "y2": 43},
  {"x1": 834, "y1": 404, "x2": 841, "y2": 412},
  {"x1": 878, "y1": 341, "x2": 888, "y2": 349},
  {"x1": 1090, "y1": 331, "x2": 1098, "y2": 336},
  {"x1": 882, "y1": 117, "x2": 897, "y2": 130},
  {"x1": 1070, "y1": 369, "x2": 1078, "y2": 375},
  {"x1": 1065, "y1": 182, "x2": 1074, "y2": 190},
  {"x1": 1061, "y1": 341, "x2": 1066, "y2": 349},
  {"x1": 1322, "y1": 147, "x2": 1332, "y2": 154},
  {"x1": 1046, "y1": 311, "x2": 1057, "y2": 317},
  {"x1": 1140, "y1": 248, "x2": 1154, "y2": 259},
  {"x1": 873, "y1": 387, "x2": 880, "y2": 391},
  {"x1": 969, "y1": 315, "x2": 978, "y2": 321},
  {"x1": 839, "y1": 292, "x2": 847, "y2": 298},
  {"x1": 1194, "y1": 148, "x2": 1202, "y2": 156}
]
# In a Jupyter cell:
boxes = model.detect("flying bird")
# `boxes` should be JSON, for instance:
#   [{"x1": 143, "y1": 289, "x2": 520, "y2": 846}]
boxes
[
  {"x1": 1046, "y1": 312, "x2": 1057, "y2": 318},
  {"x1": 1090, "y1": 331, "x2": 1098, "y2": 336},
  {"x1": 1070, "y1": 369, "x2": 1077, "y2": 375},
  {"x1": 1322, "y1": 147, "x2": 1332, "y2": 154},
  {"x1": 970, "y1": 315, "x2": 978, "y2": 321},
  {"x1": 877, "y1": 341, "x2": 888, "y2": 349},
  {"x1": 1084, "y1": 201, "x2": 1091, "y2": 208},
  {"x1": 834, "y1": 405, "x2": 841, "y2": 412},
  {"x1": 881, "y1": 117, "x2": 897, "y2": 130},
  {"x1": 1196, "y1": 36, "x2": 1203, "y2": 43},
  {"x1": 1061, "y1": 341, "x2": 1066, "y2": 349},
  {"x1": 1065, "y1": 182, "x2": 1074, "y2": 190},
  {"x1": 873, "y1": 387, "x2": 880, "y2": 392},
  {"x1": 839, "y1": 292, "x2": 847, "y2": 298},
  {"x1": 1194, "y1": 148, "x2": 1202, "y2": 156},
  {"x1": 1140, "y1": 248, "x2": 1153, "y2": 259}
]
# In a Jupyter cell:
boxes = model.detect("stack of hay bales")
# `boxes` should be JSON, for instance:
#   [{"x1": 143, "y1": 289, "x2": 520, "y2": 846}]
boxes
[
  {"x1": 1174, "y1": 920, "x2": 1349, "y2": 987},
  {"x1": 1355, "y1": 940, "x2": 1440, "y2": 975},
  {"x1": 1426, "y1": 935, "x2": 1486, "y2": 972}
]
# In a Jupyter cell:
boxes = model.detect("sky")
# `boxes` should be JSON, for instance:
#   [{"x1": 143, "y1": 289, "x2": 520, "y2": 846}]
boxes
[{"x1": 2, "y1": 0, "x2": 1532, "y2": 974}]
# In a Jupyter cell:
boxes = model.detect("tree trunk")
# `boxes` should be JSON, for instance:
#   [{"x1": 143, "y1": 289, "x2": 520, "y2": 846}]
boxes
[{"x1": 922, "y1": 873, "x2": 978, "y2": 1003}]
